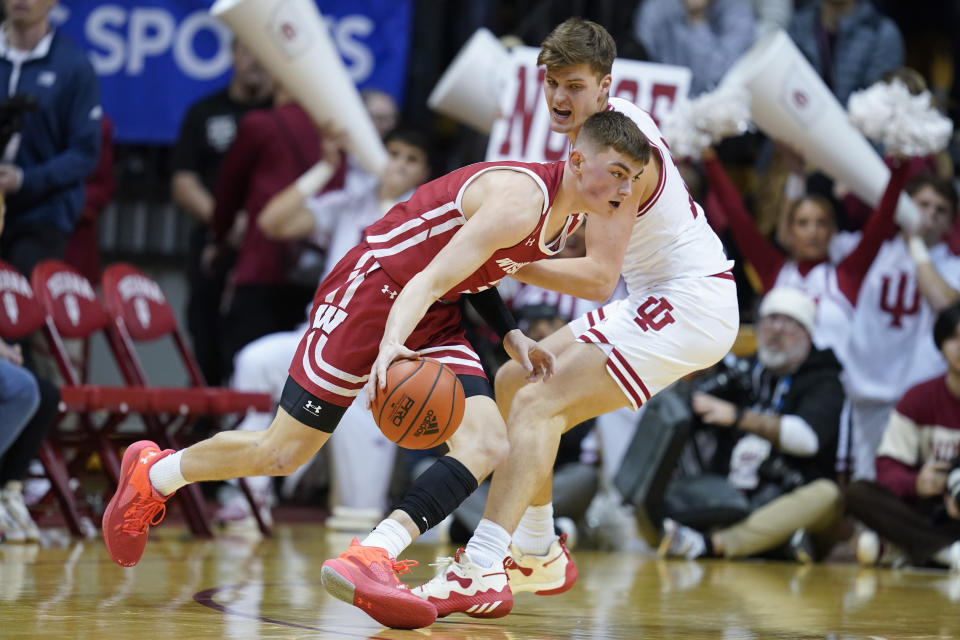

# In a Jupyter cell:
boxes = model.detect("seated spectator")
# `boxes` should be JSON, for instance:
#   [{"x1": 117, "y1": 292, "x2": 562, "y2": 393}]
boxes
[
  {"x1": 634, "y1": 0, "x2": 755, "y2": 96},
  {"x1": 845, "y1": 302, "x2": 960, "y2": 572},
  {"x1": 658, "y1": 287, "x2": 844, "y2": 562},
  {"x1": 788, "y1": 0, "x2": 903, "y2": 106},
  {"x1": 0, "y1": 339, "x2": 57, "y2": 543}
]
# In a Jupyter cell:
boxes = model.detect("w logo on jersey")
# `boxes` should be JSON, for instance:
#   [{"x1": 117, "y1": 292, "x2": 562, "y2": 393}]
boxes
[
  {"x1": 879, "y1": 273, "x2": 920, "y2": 328},
  {"x1": 634, "y1": 296, "x2": 676, "y2": 332},
  {"x1": 496, "y1": 257, "x2": 530, "y2": 275},
  {"x1": 312, "y1": 304, "x2": 348, "y2": 334}
]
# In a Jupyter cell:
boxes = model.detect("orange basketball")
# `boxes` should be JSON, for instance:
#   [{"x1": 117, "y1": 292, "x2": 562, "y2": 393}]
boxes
[{"x1": 371, "y1": 358, "x2": 465, "y2": 450}]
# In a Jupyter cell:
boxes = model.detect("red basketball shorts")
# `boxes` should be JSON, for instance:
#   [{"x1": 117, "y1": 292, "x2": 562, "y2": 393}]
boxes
[{"x1": 288, "y1": 244, "x2": 486, "y2": 406}]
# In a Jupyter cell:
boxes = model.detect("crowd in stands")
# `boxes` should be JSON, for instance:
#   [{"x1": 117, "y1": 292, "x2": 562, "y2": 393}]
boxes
[{"x1": 0, "y1": 0, "x2": 958, "y2": 577}]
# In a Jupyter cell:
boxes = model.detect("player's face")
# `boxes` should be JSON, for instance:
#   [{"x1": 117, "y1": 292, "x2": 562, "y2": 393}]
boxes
[
  {"x1": 543, "y1": 64, "x2": 611, "y2": 139},
  {"x1": 380, "y1": 140, "x2": 429, "y2": 200},
  {"x1": 788, "y1": 200, "x2": 833, "y2": 262},
  {"x1": 912, "y1": 185, "x2": 955, "y2": 246},
  {"x1": 574, "y1": 146, "x2": 645, "y2": 216}
]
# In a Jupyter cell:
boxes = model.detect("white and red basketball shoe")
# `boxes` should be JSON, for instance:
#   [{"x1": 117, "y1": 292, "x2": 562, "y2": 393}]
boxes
[
  {"x1": 411, "y1": 548, "x2": 513, "y2": 618},
  {"x1": 504, "y1": 534, "x2": 578, "y2": 595}
]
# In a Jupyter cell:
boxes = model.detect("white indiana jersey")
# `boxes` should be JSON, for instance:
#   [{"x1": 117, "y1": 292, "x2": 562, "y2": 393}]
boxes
[
  {"x1": 773, "y1": 261, "x2": 854, "y2": 362},
  {"x1": 607, "y1": 97, "x2": 733, "y2": 292},
  {"x1": 842, "y1": 236, "x2": 960, "y2": 402}
]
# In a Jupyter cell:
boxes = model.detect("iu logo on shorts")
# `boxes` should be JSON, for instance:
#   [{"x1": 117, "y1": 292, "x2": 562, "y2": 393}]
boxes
[{"x1": 634, "y1": 296, "x2": 675, "y2": 332}]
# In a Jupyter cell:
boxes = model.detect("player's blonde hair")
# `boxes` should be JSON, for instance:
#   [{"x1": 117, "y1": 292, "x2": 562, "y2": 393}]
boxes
[
  {"x1": 577, "y1": 111, "x2": 650, "y2": 165},
  {"x1": 537, "y1": 18, "x2": 616, "y2": 80}
]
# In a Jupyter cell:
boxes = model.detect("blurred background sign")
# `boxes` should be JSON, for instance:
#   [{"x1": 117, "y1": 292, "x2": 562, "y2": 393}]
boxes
[{"x1": 52, "y1": 0, "x2": 412, "y2": 144}]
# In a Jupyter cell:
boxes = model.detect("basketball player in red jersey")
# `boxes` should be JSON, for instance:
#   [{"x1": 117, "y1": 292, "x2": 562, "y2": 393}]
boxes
[
  {"x1": 100, "y1": 110, "x2": 651, "y2": 629},
  {"x1": 412, "y1": 18, "x2": 738, "y2": 620}
]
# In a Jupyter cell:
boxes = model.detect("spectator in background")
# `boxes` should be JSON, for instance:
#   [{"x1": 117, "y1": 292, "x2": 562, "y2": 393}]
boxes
[
  {"x1": 634, "y1": 0, "x2": 755, "y2": 96},
  {"x1": 842, "y1": 175, "x2": 960, "y2": 480},
  {"x1": 171, "y1": 39, "x2": 273, "y2": 387},
  {"x1": 0, "y1": 0, "x2": 100, "y2": 277},
  {"x1": 659, "y1": 288, "x2": 844, "y2": 562},
  {"x1": 744, "y1": 0, "x2": 793, "y2": 40},
  {"x1": 788, "y1": 0, "x2": 904, "y2": 106},
  {"x1": 210, "y1": 86, "x2": 346, "y2": 382},
  {"x1": 846, "y1": 302, "x2": 960, "y2": 572},
  {"x1": 361, "y1": 89, "x2": 400, "y2": 141},
  {"x1": 63, "y1": 115, "x2": 114, "y2": 285},
  {"x1": 701, "y1": 145, "x2": 910, "y2": 362},
  {"x1": 0, "y1": 340, "x2": 37, "y2": 542}
]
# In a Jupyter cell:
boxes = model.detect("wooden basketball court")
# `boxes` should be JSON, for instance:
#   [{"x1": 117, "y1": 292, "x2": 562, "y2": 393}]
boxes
[{"x1": 2, "y1": 524, "x2": 957, "y2": 639}]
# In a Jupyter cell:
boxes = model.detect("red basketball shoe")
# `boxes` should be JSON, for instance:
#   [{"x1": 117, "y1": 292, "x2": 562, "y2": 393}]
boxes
[
  {"x1": 504, "y1": 534, "x2": 578, "y2": 595},
  {"x1": 411, "y1": 548, "x2": 513, "y2": 618},
  {"x1": 102, "y1": 440, "x2": 175, "y2": 567},
  {"x1": 321, "y1": 538, "x2": 437, "y2": 629}
]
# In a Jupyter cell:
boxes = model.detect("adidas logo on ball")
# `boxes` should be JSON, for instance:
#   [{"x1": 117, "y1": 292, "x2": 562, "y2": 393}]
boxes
[{"x1": 415, "y1": 410, "x2": 440, "y2": 437}]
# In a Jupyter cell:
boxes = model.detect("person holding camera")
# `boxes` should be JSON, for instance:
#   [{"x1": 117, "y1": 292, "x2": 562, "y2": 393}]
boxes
[
  {"x1": 845, "y1": 302, "x2": 960, "y2": 572},
  {"x1": 659, "y1": 287, "x2": 844, "y2": 561}
]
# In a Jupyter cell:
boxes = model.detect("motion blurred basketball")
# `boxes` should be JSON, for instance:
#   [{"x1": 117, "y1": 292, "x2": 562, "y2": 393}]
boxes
[{"x1": 371, "y1": 358, "x2": 465, "y2": 450}]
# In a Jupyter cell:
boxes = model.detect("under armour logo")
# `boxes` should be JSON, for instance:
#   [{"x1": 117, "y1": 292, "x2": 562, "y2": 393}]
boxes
[
  {"x1": 304, "y1": 401, "x2": 323, "y2": 416},
  {"x1": 140, "y1": 451, "x2": 157, "y2": 465},
  {"x1": 381, "y1": 285, "x2": 397, "y2": 299},
  {"x1": 524, "y1": 237, "x2": 536, "y2": 246}
]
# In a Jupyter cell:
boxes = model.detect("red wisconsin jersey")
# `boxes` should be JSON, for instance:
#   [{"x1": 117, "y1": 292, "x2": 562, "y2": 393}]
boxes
[{"x1": 365, "y1": 160, "x2": 581, "y2": 299}]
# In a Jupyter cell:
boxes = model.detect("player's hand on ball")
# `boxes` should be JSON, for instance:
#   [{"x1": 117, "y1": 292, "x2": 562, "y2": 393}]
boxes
[
  {"x1": 503, "y1": 329, "x2": 555, "y2": 382},
  {"x1": 367, "y1": 341, "x2": 419, "y2": 407}
]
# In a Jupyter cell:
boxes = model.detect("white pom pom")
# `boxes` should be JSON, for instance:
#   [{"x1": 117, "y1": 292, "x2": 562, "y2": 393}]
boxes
[
  {"x1": 848, "y1": 79, "x2": 953, "y2": 156},
  {"x1": 661, "y1": 86, "x2": 751, "y2": 160}
]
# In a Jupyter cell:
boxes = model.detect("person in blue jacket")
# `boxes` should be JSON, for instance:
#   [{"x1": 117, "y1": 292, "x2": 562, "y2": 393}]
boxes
[{"x1": 0, "y1": 0, "x2": 101, "y2": 277}]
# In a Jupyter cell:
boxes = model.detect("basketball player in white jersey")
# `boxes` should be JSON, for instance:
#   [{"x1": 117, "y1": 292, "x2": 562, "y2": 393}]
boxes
[{"x1": 412, "y1": 18, "x2": 739, "y2": 619}]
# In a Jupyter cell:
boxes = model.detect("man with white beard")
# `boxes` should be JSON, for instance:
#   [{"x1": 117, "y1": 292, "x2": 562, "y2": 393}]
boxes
[{"x1": 659, "y1": 287, "x2": 845, "y2": 562}]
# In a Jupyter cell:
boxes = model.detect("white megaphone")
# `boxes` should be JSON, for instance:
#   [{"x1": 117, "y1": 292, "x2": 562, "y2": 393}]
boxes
[
  {"x1": 721, "y1": 30, "x2": 919, "y2": 229},
  {"x1": 211, "y1": 0, "x2": 387, "y2": 175},
  {"x1": 428, "y1": 28, "x2": 511, "y2": 134}
]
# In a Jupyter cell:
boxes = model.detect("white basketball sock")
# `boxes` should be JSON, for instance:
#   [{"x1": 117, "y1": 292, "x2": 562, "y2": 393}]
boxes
[
  {"x1": 465, "y1": 518, "x2": 512, "y2": 569},
  {"x1": 512, "y1": 503, "x2": 556, "y2": 556},
  {"x1": 361, "y1": 518, "x2": 412, "y2": 559},
  {"x1": 148, "y1": 451, "x2": 187, "y2": 496}
]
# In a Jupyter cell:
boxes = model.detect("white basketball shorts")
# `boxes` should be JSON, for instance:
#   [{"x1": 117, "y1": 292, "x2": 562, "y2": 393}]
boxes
[{"x1": 569, "y1": 273, "x2": 739, "y2": 410}]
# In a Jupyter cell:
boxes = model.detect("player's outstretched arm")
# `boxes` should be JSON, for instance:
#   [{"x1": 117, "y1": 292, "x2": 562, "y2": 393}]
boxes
[
  {"x1": 368, "y1": 171, "x2": 546, "y2": 401},
  {"x1": 511, "y1": 206, "x2": 633, "y2": 301}
]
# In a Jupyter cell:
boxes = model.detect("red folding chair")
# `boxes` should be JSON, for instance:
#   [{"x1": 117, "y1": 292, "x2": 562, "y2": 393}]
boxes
[
  {"x1": 101, "y1": 263, "x2": 274, "y2": 535},
  {"x1": 0, "y1": 259, "x2": 98, "y2": 536},
  {"x1": 31, "y1": 260, "x2": 215, "y2": 537}
]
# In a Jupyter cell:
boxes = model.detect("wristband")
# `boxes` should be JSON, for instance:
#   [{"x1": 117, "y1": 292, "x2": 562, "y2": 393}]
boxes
[
  {"x1": 908, "y1": 236, "x2": 932, "y2": 265},
  {"x1": 732, "y1": 405, "x2": 746, "y2": 428},
  {"x1": 465, "y1": 288, "x2": 518, "y2": 339},
  {"x1": 295, "y1": 161, "x2": 334, "y2": 197}
]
